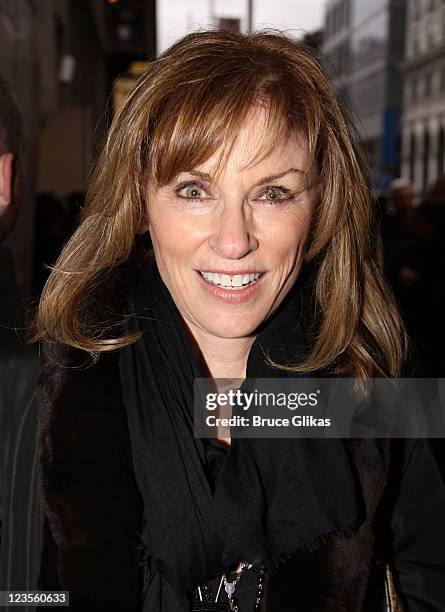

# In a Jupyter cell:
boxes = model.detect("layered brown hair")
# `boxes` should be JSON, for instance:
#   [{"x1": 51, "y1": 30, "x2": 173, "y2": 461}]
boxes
[{"x1": 32, "y1": 29, "x2": 408, "y2": 377}]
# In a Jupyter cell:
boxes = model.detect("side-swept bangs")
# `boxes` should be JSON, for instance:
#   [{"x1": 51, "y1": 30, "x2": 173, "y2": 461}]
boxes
[{"x1": 145, "y1": 61, "x2": 312, "y2": 191}]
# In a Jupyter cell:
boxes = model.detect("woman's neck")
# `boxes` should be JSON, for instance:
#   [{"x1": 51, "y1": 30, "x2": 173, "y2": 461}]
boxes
[{"x1": 185, "y1": 324, "x2": 256, "y2": 379}]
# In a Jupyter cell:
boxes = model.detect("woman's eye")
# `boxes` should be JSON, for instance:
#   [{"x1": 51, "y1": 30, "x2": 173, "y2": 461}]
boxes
[
  {"x1": 256, "y1": 186, "x2": 294, "y2": 203},
  {"x1": 175, "y1": 181, "x2": 208, "y2": 201},
  {"x1": 184, "y1": 185, "x2": 203, "y2": 199}
]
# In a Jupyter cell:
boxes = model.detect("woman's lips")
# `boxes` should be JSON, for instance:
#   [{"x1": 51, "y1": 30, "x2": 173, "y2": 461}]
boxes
[{"x1": 195, "y1": 270, "x2": 266, "y2": 304}]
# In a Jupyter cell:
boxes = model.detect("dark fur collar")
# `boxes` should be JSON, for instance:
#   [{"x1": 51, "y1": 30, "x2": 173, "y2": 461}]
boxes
[{"x1": 36, "y1": 342, "x2": 144, "y2": 610}]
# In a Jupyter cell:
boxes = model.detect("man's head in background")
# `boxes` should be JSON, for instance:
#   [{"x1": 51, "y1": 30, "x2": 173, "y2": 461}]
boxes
[
  {"x1": 0, "y1": 75, "x2": 22, "y2": 243},
  {"x1": 389, "y1": 177, "x2": 414, "y2": 216}
]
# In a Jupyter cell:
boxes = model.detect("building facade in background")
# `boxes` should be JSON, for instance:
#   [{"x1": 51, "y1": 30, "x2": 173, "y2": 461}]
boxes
[
  {"x1": 401, "y1": 0, "x2": 445, "y2": 194},
  {"x1": 156, "y1": 0, "x2": 250, "y2": 56},
  {"x1": 322, "y1": 0, "x2": 406, "y2": 191},
  {"x1": 0, "y1": 0, "x2": 155, "y2": 301}
]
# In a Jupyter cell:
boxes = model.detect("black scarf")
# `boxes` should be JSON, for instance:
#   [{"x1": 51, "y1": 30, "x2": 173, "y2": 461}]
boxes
[{"x1": 119, "y1": 256, "x2": 359, "y2": 611}]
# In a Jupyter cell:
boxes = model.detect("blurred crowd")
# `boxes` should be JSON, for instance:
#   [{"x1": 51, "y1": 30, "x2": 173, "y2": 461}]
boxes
[{"x1": 379, "y1": 176, "x2": 445, "y2": 377}]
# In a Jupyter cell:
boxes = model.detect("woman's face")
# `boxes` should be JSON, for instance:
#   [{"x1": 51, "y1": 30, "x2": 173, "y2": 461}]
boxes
[{"x1": 147, "y1": 108, "x2": 316, "y2": 342}]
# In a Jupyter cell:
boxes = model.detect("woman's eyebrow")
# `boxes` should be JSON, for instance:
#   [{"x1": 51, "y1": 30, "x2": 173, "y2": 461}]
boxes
[
  {"x1": 189, "y1": 170, "x2": 214, "y2": 181},
  {"x1": 187, "y1": 168, "x2": 304, "y2": 184},
  {"x1": 254, "y1": 168, "x2": 304, "y2": 185}
]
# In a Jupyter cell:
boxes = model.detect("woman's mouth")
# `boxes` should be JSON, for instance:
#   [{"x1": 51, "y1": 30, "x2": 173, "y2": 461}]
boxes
[
  {"x1": 195, "y1": 270, "x2": 266, "y2": 303},
  {"x1": 199, "y1": 271, "x2": 262, "y2": 289}
]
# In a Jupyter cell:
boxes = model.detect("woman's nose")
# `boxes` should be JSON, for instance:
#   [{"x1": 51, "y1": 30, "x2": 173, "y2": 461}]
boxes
[{"x1": 207, "y1": 205, "x2": 258, "y2": 259}]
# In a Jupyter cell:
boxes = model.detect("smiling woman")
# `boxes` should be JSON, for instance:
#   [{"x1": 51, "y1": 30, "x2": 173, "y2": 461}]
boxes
[
  {"x1": 147, "y1": 112, "x2": 315, "y2": 376},
  {"x1": 1, "y1": 28, "x2": 445, "y2": 612}
]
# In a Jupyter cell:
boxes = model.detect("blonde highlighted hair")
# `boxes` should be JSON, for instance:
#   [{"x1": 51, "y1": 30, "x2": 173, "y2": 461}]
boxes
[{"x1": 31, "y1": 28, "x2": 408, "y2": 377}]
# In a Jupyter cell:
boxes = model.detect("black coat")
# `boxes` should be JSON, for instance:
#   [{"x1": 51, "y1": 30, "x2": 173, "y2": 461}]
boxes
[
  {"x1": 1, "y1": 342, "x2": 445, "y2": 611},
  {"x1": 0, "y1": 246, "x2": 24, "y2": 346}
]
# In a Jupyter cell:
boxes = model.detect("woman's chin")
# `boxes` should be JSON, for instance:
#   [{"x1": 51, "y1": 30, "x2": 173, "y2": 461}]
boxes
[{"x1": 195, "y1": 317, "x2": 262, "y2": 341}]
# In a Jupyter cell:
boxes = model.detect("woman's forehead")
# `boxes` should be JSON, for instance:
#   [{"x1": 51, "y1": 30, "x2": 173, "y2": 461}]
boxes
[{"x1": 187, "y1": 122, "x2": 310, "y2": 182}]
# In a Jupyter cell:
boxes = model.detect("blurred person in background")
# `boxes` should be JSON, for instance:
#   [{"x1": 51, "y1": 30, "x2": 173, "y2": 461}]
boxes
[
  {"x1": 416, "y1": 176, "x2": 445, "y2": 377},
  {"x1": 423, "y1": 174, "x2": 445, "y2": 209},
  {"x1": 381, "y1": 178, "x2": 435, "y2": 375},
  {"x1": 1, "y1": 30, "x2": 445, "y2": 612},
  {"x1": 0, "y1": 74, "x2": 24, "y2": 346}
]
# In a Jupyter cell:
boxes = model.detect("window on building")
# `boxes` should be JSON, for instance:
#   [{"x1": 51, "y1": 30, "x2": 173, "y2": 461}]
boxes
[
  {"x1": 424, "y1": 71, "x2": 433, "y2": 97},
  {"x1": 438, "y1": 126, "x2": 445, "y2": 176},
  {"x1": 340, "y1": 0, "x2": 346, "y2": 29},
  {"x1": 411, "y1": 76, "x2": 418, "y2": 103},
  {"x1": 345, "y1": 0, "x2": 351, "y2": 27},
  {"x1": 412, "y1": 33, "x2": 420, "y2": 56},
  {"x1": 337, "y1": 46, "x2": 343, "y2": 73},
  {"x1": 440, "y1": 67, "x2": 445, "y2": 91},
  {"x1": 343, "y1": 43, "x2": 350, "y2": 73},
  {"x1": 340, "y1": 44, "x2": 345, "y2": 73},
  {"x1": 423, "y1": 129, "x2": 430, "y2": 192},
  {"x1": 334, "y1": 3, "x2": 339, "y2": 31},
  {"x1": 337, "y1": 2, "x2": 342, "y2": 31},
  {"x1": 409, "y1": 132, "x2": 416, "y2": 184},
  {"x1": 426, "y1": 19, "x2": 434, "y2": 48}
]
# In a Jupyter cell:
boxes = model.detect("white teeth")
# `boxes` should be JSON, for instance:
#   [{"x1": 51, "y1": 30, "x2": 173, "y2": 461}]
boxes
[{"x1": 200, "y1": 271, "x2": 262, "y2": 288}]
